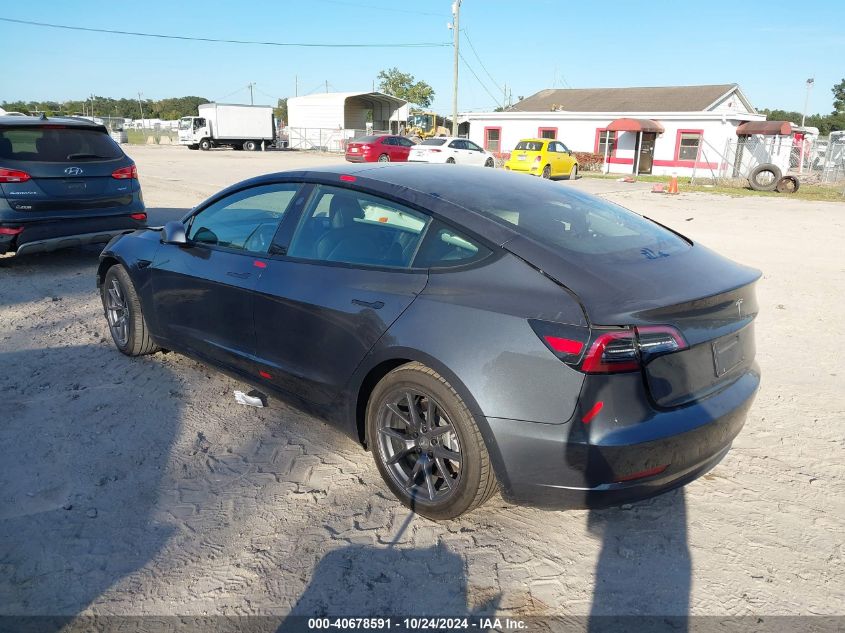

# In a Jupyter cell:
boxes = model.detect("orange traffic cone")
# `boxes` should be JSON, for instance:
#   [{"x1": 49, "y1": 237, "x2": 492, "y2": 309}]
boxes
[{"x1": 667, "y1": 175, "x2": 679, "y2": 195}]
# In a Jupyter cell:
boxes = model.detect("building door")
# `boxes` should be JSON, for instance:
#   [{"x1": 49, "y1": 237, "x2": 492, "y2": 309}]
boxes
[{"x1": 637, "y1": 132, "x2": 657, "y2": 174}]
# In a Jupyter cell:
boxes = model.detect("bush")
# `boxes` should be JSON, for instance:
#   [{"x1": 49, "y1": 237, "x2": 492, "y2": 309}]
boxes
[{"x1": 574, "y1": 152, "x2": 605, "y2": 171}]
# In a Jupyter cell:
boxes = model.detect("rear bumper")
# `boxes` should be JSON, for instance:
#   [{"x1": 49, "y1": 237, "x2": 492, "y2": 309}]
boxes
[
  {"x1": 486, "y1": 367, "x2": 759, "y2": 509},
  {"x1": 345, "y1": 155, "x2": 368, "y2": 162},
  {"x1": 0, "y1": 205, "x2": 146, "y2": 256}
]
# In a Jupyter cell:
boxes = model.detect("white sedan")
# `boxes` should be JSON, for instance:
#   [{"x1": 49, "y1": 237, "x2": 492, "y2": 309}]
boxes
[{"x1": 408, "y1": 137, "x2": 496, "y2": 167}]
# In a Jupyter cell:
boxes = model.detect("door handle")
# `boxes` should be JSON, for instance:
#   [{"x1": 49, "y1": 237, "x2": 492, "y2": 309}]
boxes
[
  {"x1": 226, "y1": 271, "x2": 251, "y2": 279},
  {"x1": 352, "y1": 299, "x2": 384, "y2": 310}
]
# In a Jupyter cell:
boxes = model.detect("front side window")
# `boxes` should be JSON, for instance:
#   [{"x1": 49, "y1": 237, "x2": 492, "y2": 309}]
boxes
[
  {"x1": 678, "y1": 132, "x2": 702, "y2": 161},
  {"x1": 186, "y1": 183, "x2": 299, "y2": 254},
  {"x1": 287, "y1": 185, "x2": 430, "y2": 268}
]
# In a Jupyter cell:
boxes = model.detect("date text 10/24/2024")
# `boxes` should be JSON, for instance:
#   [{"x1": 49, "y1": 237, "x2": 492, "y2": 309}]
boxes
[{"x1": 307, "y1": 617, "x2": 528, "y2": 630}]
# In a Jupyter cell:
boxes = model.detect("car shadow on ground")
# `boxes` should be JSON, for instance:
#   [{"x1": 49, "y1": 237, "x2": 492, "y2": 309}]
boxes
[
  {"x1": 0, "y1": 344, "x2": 182, "y2": 629},
  {"x1": 586, "y1": 491, "x2": 690, "y2": 632},
  {"x1": 276, "y1": 514, "x2": 500, "y2": 631}
]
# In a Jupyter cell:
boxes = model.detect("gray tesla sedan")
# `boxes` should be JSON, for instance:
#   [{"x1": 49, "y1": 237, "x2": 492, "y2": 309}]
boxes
[{"x1": 97, "y1": 164, "x2": 760, "y2": 519}]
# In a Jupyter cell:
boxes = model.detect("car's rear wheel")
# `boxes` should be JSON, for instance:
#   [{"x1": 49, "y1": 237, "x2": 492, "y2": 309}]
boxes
[
  {"x1": 101, "y1": 265, "x2": 159, "y2": 357},
  {"x1": 378, "y1": 153, "x2": 390, "y2": 162},
  {"x1": 244, "y1": 140, "x2": 258, "y2": 151},
  {"x1": 446, "y1": 157, "x2": 456, "y2": 164},
  {"x1": 485, "y1": 157, "x2": 494, "y2": 167},
  {"x1": 542, "y1": 165, "x2": 551, "y2": 179},
  {"x1": 366, "y1": 362, "x2": 498, "y2": 520},
  {"x1": 569, "y1": 163, "x2": 578, "y2": 180}
]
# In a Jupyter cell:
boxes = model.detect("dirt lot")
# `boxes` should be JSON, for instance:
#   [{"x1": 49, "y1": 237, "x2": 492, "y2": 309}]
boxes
[{"x1": 1, "y1": 145, "x2": 843, "y2": 621}]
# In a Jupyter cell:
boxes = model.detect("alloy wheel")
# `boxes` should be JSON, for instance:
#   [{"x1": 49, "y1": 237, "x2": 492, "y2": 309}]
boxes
[
  {"x1": 376, "y1": 389, "x2": 462, "y2": 503},
  {"x1": 105, "y1": 278, "x2": 130, "y2": 347}
]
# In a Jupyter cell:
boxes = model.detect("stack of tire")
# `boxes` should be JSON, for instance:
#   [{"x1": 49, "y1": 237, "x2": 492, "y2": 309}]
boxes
[{"x1": 748, "y1": 164, "x2": 800, "y2": 193}]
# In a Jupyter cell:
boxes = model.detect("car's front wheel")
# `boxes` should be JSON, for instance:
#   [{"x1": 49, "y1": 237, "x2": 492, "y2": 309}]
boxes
[
  {"x1": 366, "y1": 362, "x2": 498, "y2": 520},
  {"x1": 101, "y1": 265, "x2": 159, "y2": 357},
  {"x1": 485, "y1": 157, "x2": 494, "y2": 167}
]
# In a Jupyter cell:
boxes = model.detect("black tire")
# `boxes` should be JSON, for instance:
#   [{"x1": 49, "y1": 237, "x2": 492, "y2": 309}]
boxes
[
  {"x1": 378, "y1": 153, "x2": 390, "y2": 162},
  {"x1": 199, "y1": 138, "x2": 212, "y2": 151},
  {"x1": 188, "y1": 144, "x2": 199, "y2": 150},
  {"x1": 748, "y1": 163, "x2": 782, "y2": 191},
  {"x1": 776, "y1": 175, "x2": 800, "y2": 193},
  {"x1": 244, "y1": 140, "x2": 258, "y2": 151},
  {"x1": 446, "y1": 157, "x2": 456, "y2": 164},
  {"x1": 366, "y1": 362, "x2": 498, "y2": 520},
  {"x1": 484, "y1": 157, "x2": 494, "y2": 167},
  {"x1": 568, "y1": 163, "x2": 579, "y2": 180},
  {"x1": 101, "y1": 265, "x2": 159, "y2": 357},
  {"x1": 542, "y1": 164, "x2": 552, "y2": 179}
]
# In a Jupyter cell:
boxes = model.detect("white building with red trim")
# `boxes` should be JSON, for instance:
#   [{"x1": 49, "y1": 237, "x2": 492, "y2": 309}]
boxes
[{"x1": 462, "y1": 84, "x2": 767, "y2": 177}]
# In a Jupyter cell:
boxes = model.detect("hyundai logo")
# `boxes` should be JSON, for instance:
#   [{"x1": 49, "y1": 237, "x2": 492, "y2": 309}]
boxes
[{"x1": 64, "y1": 167, "x2": 84, "y2": 176}]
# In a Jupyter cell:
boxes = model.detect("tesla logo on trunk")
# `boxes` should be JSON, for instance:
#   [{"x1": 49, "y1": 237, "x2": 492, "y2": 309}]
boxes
[{"x1": 64, "y1": 167, "x2": 84, "y2": 176}]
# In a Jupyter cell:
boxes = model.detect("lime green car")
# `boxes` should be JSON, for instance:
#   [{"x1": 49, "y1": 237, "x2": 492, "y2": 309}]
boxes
[{"x1": 504, "y1": 138, "x2": 579, "y2": 179}]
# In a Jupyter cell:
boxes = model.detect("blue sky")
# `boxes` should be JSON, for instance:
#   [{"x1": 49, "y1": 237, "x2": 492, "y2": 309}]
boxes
[{"x1": 2, "y1": 0, "x2": 843, "y2": 115}]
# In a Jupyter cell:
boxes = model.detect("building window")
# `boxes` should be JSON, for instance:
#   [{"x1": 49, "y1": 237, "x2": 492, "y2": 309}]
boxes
[
  {"x1": 596, "y1": 129, "x2": 616, "y2": 156},
  {"x1": 538, "y1": 127, "x2": 557, "y2": 139},
  {"x1": 677, "y1": 132, "x2": 702, "y2": 161},
  {"x1": 484, "y1": 127, "x2": 501, "y2": 153}
]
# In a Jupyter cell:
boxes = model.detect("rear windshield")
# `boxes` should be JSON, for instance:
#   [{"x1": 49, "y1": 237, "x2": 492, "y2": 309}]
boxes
[
  {"x1": 351, "y1": 135, "x2": 380, "y2": 143},
  {"x1": 421, "y1": 138, "x2": 447, "y2": 146},
  {"x1": 515, "y1": 141, "x2": 544, "y2": 151},
  {"x1": 0, "y1": 127, "x2": 123, "y2": 162},
  {"x1": 473, "y1": 179, "x2": 689, "y2": 257}
]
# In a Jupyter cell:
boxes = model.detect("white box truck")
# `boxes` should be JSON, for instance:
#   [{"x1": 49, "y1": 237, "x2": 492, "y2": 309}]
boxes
[{"x1": 178, "y1": 103, "x2": 275, "y2": 151}]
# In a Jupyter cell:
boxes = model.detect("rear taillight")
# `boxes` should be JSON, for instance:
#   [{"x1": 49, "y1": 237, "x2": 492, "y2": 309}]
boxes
[
  {"x1": 531, "y1": 320, "x2": 687, "y2": 374},
  {"x1": 0, "y1": 168, "x2": 31, "y2": 183},
  {"x1": 130, "y1": 212, "x2": 147, "y2": 221},
  {"x1": 361, "y1": 145, "x2": 371, "y2": 151},
  {"x1": 534, "y1": 155, "x2": 542, "y2": 162},
  {"x1": 0, "y1": 226, "x2": 24, "y2": 235},
  {"x1": 111, "y1": 165, "x2": 138, "y2": 179}
]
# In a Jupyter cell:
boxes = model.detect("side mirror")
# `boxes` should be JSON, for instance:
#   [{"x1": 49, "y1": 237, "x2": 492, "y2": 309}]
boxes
[{"x1": 161, "y1": 221, "x2": 187, "y2": 245}]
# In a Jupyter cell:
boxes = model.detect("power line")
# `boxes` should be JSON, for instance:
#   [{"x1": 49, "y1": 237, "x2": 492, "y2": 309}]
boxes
[
  {"x1": 462, "y1": 29, "x2": 503, "y2": 94},
  {"x1": 314, "y1": 0, "x2": 446, "y2": 17},
  {"x1": 0, "y1": 17, "x2": 451, "y2": 48},
  {"x1": 458, "y1": 52, "x2": 502, "y2": 109}
]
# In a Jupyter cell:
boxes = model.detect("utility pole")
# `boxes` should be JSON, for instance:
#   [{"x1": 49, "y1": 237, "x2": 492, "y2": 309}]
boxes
[
  {"x1": 90, "y1": 93, "x2": 95, "y2": 118},
  {"x1": 137, "y1": 92, "x2": 145, "y2": 135},
  {"x1": 801, "y1": 78, "x2": 814, "y2": 127},
  {"x1": 325, "y1": 80, "x2": 329, "y2": 93},
  {"x1": 248, "y1": 82, "x2": 255, "y2": 105},
  {"x1": 451, "y1": 0, "x2": 461, "y2": 135}
]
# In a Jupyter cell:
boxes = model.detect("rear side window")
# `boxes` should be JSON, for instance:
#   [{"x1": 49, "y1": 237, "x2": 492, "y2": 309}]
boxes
[
  {"x1": 288, "y1": 185, "x2": 430, "y2": 268},
  {"x1": 0, "y1": 127, "x2": 123, "y2": 162},
  {"x1": 413, "y1": 221, "x2": 491, "y2": 268},
  {"x1": 515, "y1": 141, "x2": 544, "y2": 151}
]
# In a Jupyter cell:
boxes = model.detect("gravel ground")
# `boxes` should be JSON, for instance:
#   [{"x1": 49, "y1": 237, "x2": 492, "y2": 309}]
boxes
[{"x1": 1, "y1": 145, "x2": 843, "y2": 621}]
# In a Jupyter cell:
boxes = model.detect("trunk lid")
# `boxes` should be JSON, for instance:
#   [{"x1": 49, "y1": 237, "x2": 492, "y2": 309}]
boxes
[{"x1": 504, "y1": 236, "x2": 761, "y2": 408}]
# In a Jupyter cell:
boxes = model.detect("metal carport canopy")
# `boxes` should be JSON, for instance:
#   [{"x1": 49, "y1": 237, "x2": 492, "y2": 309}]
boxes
[
  {"x1": 735, "y1": 120, "x2": 793, "y2": 136},
  {"x1": 606, "y1": 118, "x2": 665, "y2": 133}
]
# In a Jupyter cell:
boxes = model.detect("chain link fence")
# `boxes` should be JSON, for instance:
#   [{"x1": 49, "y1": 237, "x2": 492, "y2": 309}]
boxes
[
  {"x1": 286, "y1": 127, "x2": 391, "y2": 153},
  {"x1": 690, "y1": 136, "x2": 845, "y2": 189}
]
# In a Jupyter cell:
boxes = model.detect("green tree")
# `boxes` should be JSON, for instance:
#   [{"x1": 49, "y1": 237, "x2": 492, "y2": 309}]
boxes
[
  {"x1": 377, "y1": 67, "x2": 435, "y2": 108},
  {"x1": 273, "y1": 98, "x2": 288, "y2": 125},
  {"x1": 833, "y1": 78, "x2": 845, "y2": 113}
]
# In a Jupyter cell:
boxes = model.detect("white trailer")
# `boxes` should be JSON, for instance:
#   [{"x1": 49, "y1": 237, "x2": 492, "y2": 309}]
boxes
[{"x1": 178, "y1": 103, "x2": 275, "y2": 151}]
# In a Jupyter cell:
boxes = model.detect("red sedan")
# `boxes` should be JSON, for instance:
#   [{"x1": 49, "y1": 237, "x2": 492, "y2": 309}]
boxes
[{"x1": 345, "y1": 135, "x2": 417, "y2": 162}]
